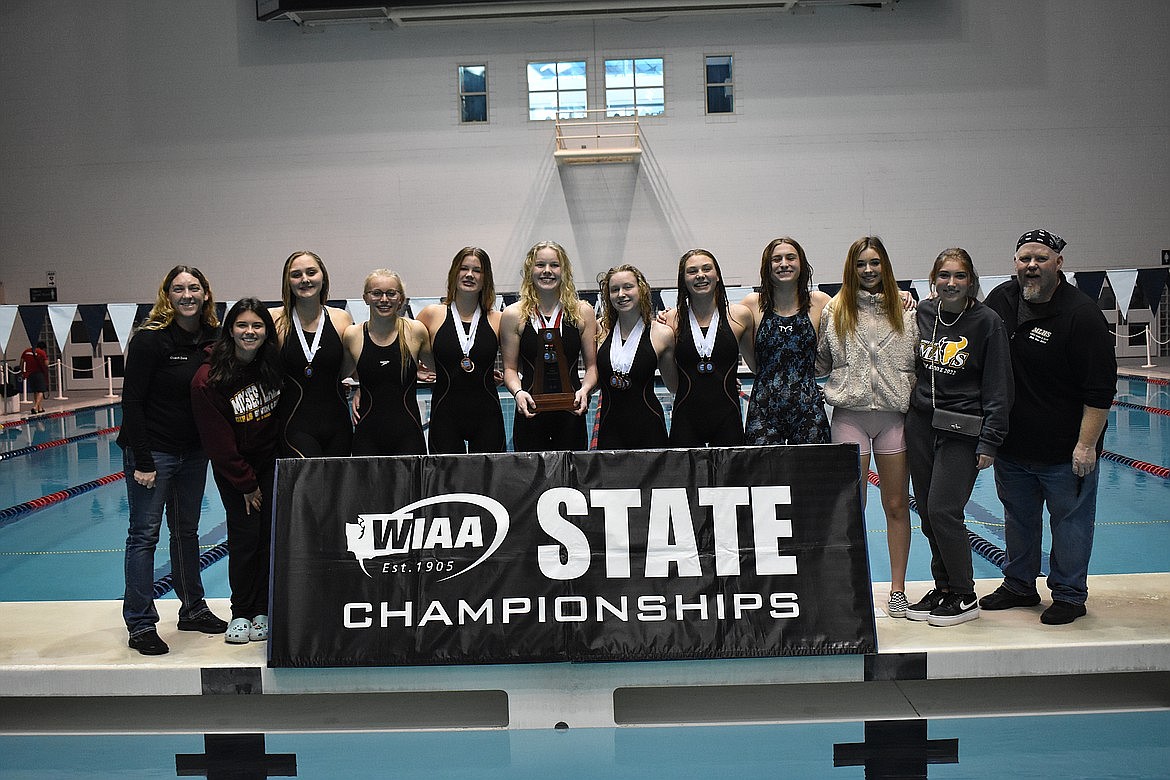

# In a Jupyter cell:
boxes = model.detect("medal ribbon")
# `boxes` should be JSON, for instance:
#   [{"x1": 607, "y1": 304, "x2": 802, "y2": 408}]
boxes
[
  {"x1": 609, "y1": 318, "x2": 645, "y2": 377},
  {"x1": 530, "y1": 304, "x2": 564, "y2": 335},
  {"x1": 450, "y1": 302, "x2": 482, "y2": 364},
  {"x1": 293, "y1": 306, "x2": 326, "y2": 371},
  {"x1": 688, "y1": 307, "x2": 719, "y2": 363}
]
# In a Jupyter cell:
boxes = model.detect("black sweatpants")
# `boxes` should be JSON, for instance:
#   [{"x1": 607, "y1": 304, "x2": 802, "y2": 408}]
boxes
[
  {"x1": 213, "y1": 466, "x2": 274, "y2": 621},
  {"x1": 905, "y1": 405, "x2": 979, "y2": 595}
]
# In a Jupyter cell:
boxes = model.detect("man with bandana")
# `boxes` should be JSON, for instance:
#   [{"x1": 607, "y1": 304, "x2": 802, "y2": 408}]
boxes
[{"x1": 979, "y1": 230, "x2": 1116, "y2": 624}]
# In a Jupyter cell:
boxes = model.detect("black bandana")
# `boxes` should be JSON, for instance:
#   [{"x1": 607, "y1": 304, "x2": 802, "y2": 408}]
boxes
[{"x1": 1016, "y1": 229, "x2": 1066, "y2": 253}]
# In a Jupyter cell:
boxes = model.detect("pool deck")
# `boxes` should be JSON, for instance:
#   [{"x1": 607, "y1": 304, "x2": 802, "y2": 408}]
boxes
[
  {"x1": 2, "y1": 368, "x2": 1169, "y2": 732},
  {"x1": 1, "y1": 574, "x2": 1167, "y2": 732}
]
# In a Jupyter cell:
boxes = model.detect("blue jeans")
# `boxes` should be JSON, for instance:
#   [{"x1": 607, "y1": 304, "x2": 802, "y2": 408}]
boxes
[
  {"x1": 993, "y1": 454, "x2": 1098, "y2": 606},
  {"x1": 122, "y1": 449, "x2": 212, "y2": 636}
]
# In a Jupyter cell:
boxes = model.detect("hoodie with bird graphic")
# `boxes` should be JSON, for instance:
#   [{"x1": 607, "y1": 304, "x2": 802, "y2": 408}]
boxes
[{"x1": 910, "y1": 297, "x2": 1013, "y2": 458}]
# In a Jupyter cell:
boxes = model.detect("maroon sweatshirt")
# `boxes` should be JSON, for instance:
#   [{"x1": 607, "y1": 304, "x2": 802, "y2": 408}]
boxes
[{"x1": 191, "y1": 360, "x2": 281, "y2": 495}]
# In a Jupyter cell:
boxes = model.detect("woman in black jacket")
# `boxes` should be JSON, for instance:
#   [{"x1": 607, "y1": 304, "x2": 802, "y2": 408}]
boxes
[
  {"x1": 903, "y1": 248, "x2": 1013, "y2": 627},
  {"x1": 120, "y1": 265, "x2": 227, "y2": 655}
]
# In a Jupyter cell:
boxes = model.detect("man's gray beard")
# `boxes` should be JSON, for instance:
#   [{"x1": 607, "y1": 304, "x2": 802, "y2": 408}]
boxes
[{"x1": 1020, "y1": 278, "x2": 1054, "y2": 303}]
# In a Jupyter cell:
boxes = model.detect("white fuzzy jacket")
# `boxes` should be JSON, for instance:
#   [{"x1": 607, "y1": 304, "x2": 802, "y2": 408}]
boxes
[{"x1": 815, "y1": 292, "x2": 918, "y2": 413}]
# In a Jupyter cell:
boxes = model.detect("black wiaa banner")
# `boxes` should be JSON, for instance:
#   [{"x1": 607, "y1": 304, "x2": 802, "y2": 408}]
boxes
[{"x1": 269, "y1": 445, "x2": 875, "y2": 667}]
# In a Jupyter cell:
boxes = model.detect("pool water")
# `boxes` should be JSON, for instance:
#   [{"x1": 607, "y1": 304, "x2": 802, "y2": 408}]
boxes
[
  {"x1": 1, "y1": 378, "x2": 1168, "y2": 601},
  {"x1": 1, "y1": 709, "x2": 1167, "y2": 779},
  {"x1": 1, "y1": 379, "x2": 1168, "y2": 780}
]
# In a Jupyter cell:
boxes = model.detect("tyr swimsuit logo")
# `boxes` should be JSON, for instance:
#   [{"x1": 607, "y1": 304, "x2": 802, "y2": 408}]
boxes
[{"x1": 919, "y1": 336, "x2": 969, "y2": 369}]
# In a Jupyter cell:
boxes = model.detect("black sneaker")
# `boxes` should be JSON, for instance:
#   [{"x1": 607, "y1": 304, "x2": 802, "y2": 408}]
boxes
[
  {"x1": 906, "y1": 588, "x2": 946, "y2": 622},
  {"x1": 128, "y1": 630, "x2": 170, "y2": 656},
  {"x1": 177, "y1": 611, "x2": 228, "y2": 634},
  {"x1": 978, "y1": 585, "x2": 1041, "y2": 611},
  {"x1": 1040, "y1": 600, "x2": 1086, "y2": 625},
  {"x1": 927, "y1": 592, "x2": 980, "y2": 627}
]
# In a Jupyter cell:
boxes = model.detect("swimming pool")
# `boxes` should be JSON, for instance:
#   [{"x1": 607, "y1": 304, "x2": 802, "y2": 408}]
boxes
[
  {"x1": 0, "y1": 709, "x2": 1167, "y2": 778},
  {"x1": 1, "y1": 378, "x2": 1167, "y2": 780},
  {"x1": 1, "y1": 377, "x2": 1168, "y2": 602}
]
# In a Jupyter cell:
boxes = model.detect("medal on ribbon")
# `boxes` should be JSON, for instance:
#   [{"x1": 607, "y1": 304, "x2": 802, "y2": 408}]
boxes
[
  {"x1": 450, "y1": 302, "x2": 482, "y2": 374},
  {"x1": 608, "y1": 318, "x2": 645, "y2": 392},
  {"x1": 689, "y1": 307, "x2": 719, "y2": 377},
  {"x1": 533, "y1": 305, "x2": 564, "y2": 366},
  {"x1": 293, "y1": 306, "x2": 326, "y2": 381}
]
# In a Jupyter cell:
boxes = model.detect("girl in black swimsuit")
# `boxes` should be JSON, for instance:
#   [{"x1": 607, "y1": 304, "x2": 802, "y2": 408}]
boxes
[
  {"x1": 665, "y1": 249, "x2": 755, "y2": 448},
  {"x1": 343, "y1": 269, "x2": 434, "y2": 456},
  {"x1": 270, "y1": 251, "x2": 354, "y2": 458},
  {"x1": 595, "y1": 264, "x2": 676, "y2": 450},
  {"x1": 500, "y1": 241, "x2": 598, "y2": 452},
  {"x1": 416, "y1": 247, "x2": 506, "y2": 454}
]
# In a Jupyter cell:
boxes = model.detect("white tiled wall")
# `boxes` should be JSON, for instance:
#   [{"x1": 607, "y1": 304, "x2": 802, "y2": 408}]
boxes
[{"x1": 1, "y1": 0, "x2": 1167, "y2": 305}]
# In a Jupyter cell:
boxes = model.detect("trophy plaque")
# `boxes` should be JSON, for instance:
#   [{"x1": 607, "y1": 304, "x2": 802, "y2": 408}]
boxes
[{"x1": 529, "y1": 327, "x2": 578, "y2": 412}]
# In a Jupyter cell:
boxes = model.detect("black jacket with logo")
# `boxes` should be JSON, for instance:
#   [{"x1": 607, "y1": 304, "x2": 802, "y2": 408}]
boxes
[
  {"x1": 983, "y1": 277, "x2": 1116, "y2": 464},
  {"x1": 117, "y1": 321, "x2": 217, "y2": 471}
]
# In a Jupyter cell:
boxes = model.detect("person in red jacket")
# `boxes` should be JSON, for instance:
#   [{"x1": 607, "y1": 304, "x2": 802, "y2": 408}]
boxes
[
  {"x1": 20, "y1": 341, "x2": 49, "y2": 414},
  {"x1": 192, "y1": 298, "x2": 283, "y2": 645}
]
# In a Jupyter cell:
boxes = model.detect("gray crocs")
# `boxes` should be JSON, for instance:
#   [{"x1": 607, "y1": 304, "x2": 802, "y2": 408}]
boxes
[
  {"x1": 249, "y1": 614, "x2": 269, "y2": 642},
  {"x1": 225, "y1": 617, "x2": 251, "y2": 644}
]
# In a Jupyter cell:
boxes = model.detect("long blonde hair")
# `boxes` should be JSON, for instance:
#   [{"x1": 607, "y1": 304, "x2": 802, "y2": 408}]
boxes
[
  {"x1": 832, "y1": 236, "x2": 904, "y2": 340},
  {"x1": 597, "y1": 264, "x2": 653, "y2": 344},
  {"x1": 518, "y1": 241, "x2": 582, "y2": 327},
  {"x1": 364, "y1": 269, "x2": 413, "y2": 380},
  {"x1": 140, "y1": 265, "x2": 218, "y2": 331}
]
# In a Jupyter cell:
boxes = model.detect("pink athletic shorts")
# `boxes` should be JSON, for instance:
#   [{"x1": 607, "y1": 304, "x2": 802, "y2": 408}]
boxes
[{"x1": 829, "y1": 407, "x2": 906, "y2": 456}]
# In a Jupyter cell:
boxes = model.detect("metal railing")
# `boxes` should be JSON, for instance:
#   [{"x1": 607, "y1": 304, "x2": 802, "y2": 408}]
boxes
[{"x1": 553, "y1": 109, "x2": 642, "y2": 162}]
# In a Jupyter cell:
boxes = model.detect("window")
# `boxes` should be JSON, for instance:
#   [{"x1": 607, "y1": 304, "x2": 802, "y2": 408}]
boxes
[
  {"x1": 458, "y1": 65, "x2": 488, "y2": 123},
  {"x1": 527, "y1": 60, "x2": 587, "y2": 120},
  {"x1": 70, "y1": 355, "x2": 92, "y2": 381},
  {"x1": 604, "y1": 57, "x2": 664, "y2": 117},
  {"x1": 705, "y1": 55, "x2": 734, "y2": 114}
]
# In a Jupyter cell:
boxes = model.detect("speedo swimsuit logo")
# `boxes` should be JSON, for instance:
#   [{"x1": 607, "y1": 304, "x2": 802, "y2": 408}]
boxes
[
  {"x1": 345, "y1": 493, "x2": 509, "y2": 582},
  {"x1": 919, "y1": 336, "x2": 969, "y2": 368}
]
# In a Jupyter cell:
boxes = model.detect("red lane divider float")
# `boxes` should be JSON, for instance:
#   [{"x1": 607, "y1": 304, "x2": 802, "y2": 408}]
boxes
[
  {"x1": 1113, "y1": 400, "x2": 1170, "y2": 417},
  {"x1": 1100, "y1": 450, "x2": 1170, "y2": 479},
  {"x1": 1118, "y1": 373, "x2": 1170, "y2": 386},
  {"x1": 0, "y1": 403, "x2": 120, "y2": 430},
  {"x1": 0, "y1": 472, "x2": 126, "y2": 526},
  {"x1": 0, "y1": 426, "x2": 120, "y2": 462}
]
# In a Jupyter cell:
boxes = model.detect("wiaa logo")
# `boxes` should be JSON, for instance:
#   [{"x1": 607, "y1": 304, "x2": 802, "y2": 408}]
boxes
[{"x1": 345, "y1": 493, "x2": 508, "y2": 582}]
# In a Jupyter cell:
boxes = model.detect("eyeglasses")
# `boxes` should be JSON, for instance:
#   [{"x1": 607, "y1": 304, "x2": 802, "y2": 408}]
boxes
[{"x1": 366, "y1": 289, "x2": 402, "y2": 300}]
